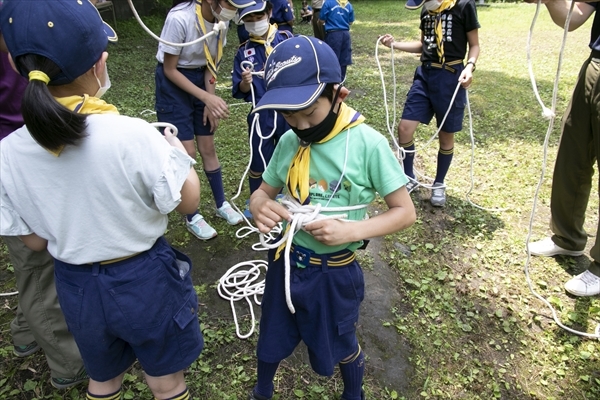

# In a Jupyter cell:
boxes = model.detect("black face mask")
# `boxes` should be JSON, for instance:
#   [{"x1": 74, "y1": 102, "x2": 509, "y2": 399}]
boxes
[
  {"x1": 291, "y1": 109, "x2": 338, "y2": 144},
  {"x1": 290, "y1": 86, "x2": 342, "y2": 144}
]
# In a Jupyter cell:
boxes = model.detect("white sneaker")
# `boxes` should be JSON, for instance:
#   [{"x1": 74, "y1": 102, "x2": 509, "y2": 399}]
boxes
[
  {"x1": 564, "y1": 270, "x2": 600, "y2": 297},
  {"x1": 216, "y1": 201, "x2": 243, "y2": 225},
  {"x1": 528, "y1": 237, "x2": 584, "y2": 257},
  {"x1": 186, "y1": 214, "x2": 217, "y2": 240}
]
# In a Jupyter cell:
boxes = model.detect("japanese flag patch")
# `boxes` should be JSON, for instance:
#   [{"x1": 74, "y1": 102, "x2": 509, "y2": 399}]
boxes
[{"x1": 244, "y1": 48, "x2": 256, "y2": 58}]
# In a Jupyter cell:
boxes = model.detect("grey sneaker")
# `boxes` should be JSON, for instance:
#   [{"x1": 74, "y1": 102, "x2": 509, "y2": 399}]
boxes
[
  {"x1": 13, "y1": 341, "x2": 40, "y2": 357},
  {"x1": 430, "y1": 182, "x2": 446, "y2": 207},
  {"x1": 406, "y1": 177, "x2": 419, "y2": 193},
  {"x1": 248, "y1": 390, "x2": 271, "y2": 400},
  {"x1": 51, "y1": 368, "x2": 88, "y2": 390}
]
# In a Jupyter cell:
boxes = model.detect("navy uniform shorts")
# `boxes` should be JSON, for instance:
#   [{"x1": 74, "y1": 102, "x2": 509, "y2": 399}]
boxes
[
  {"x1": 155, "y1": 63, "x2": 213, "y2": 140},
  {"x1": 54, "y1": 237, "x2": 204, "y2": 381},
  {"x1": 257, "y1": 244, "x2": 364, "y2": 376},
  {"x1": 402, "y1": 63, "x2": 467, "y2": 133},
  {"x1": 325, "y1": 30, "x2": 352, "y2": 67}
]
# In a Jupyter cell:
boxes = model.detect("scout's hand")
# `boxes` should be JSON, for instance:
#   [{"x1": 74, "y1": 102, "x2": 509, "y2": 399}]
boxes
[
  {"x1": 250, "y1": 197, "x2": 292, "y2": 234},
  {"x1": 203, "y1": 107, "x2": 220, "y2": 133},
  {"x1": 204, "y1": 93, "x2": 230, "y2": 120},
  {"x1": 379, "y1": 34, "x2": 395, "y2": 48},
  {"x1": 241, "y1": 68, "x2": 253, "y2": 85},
  {"x1": 459, "y1": 68, "x2": 473, "y2": 89},
  {"x1": 303, "y1": 219, "x2": 352, "y2": 246}
]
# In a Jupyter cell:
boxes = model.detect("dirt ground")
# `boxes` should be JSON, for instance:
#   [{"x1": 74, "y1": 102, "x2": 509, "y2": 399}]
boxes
[{"x1": 183, "y1": 206, "x2": 413, "y2": 394}]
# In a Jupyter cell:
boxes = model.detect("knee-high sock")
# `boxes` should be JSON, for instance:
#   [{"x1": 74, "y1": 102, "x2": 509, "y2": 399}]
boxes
[
  {"x1": 254, "y1": 359, "x2": 280, "y2": 399},
  {"x1": 205, "y1": 167, "x2": 226, "y2": 208},
  {"x1": 249, "y1": 170, "x2": 263, "y2": 194},
  {"x1": 434, "y1": 147, "x2": 454, "y2": 184},
  {"x1": 87, "y1": 388, "x2": 122, "y2": 400},
  {"x1": 339, "y1": 346, "x2": 365, "y2": 400},
  {"x1": 400, "y1": 141, "x2": 415, "y2": 179}
]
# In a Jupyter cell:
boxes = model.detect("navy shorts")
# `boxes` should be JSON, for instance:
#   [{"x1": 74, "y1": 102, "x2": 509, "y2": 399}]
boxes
[
  {"x1": 54, "y1": 237, "x2": 204, "y2": 382},
  {"x1": 256, "y1": 244, "x2": 364, "y2": 376},
  {"x1": 155, "y1": 63, "x2": 213, "y2": 140},
  {"x1": 402, "y1": 63, "x2": 467, "y2": 133},
  {"x1": 325, "y1": 30, "x2": 352, "y2": 67}
]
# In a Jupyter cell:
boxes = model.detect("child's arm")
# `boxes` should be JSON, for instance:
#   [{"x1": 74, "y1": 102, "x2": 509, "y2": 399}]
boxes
[
  {"x1": 19, "y1": 233, "x2": 48, "y2": 252},
  {"x1": 459, "y1": 29, "x2": 480, "y2": 89},
  {"x1": 303, "y1": 186, "x2": 416, "y2": 246},
  {"x1": 162, "y1": 127, "x2": 201, "y2": 214},
  {"x1": 249, "y1": 183, "x2": 292, "y2": 233},
  {"x1": 162, "y1": 53, "x2": 229, "y2": 126},
  {"x1": 379, "y1": 33, "x2": 423, "y2": 54}
]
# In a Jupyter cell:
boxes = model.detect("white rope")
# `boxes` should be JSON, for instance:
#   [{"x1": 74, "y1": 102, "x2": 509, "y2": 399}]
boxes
[
  {"x1": 524, "y1": 0, "x2": 600, "y2": 339},
  {"x1": 126, "y1": 0, "x2": 227, "y2": 48},
  {"x1": 0, "y1": 291, "x2": 18, "y2": 297},
  {"x1": 375, "y1": 38, "x2": 504, "y2": 211},
  {"x1": 217, "y1": 260, "x2": 267, "y2": 339}
]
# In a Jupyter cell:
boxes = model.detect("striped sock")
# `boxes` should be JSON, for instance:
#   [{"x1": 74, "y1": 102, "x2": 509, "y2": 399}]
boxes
[
  {"x1": 205, "y1": 167, "x2": 226, "y2": 208},
  {"x1": 157, "y1": 387, "x2": 190, "y2": 400},
  {"x1": 248, "y1": 171, "x2": 263, "y2": 193},
  {"x1": 434, "y1": 147, "x2": 454, "y2": 184},
  {"x1": 339, "y1": 346, "x2": 365, "y2": 400},
  {"x1": 400, "y1": 140, "x2": 415, "y2": 179},
  {"x1": 87, "y1": 388, "x2": 122, "y2": 400}
]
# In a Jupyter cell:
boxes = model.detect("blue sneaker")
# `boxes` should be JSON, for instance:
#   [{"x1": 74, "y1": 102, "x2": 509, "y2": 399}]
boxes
[
  {"x1": 13, "y1": 341, "x2": 40, "y2": 357},
  {"x1": 216, "y1": 201, "x2": 243, "y2": 225},
  {"x1": 243, "y1": 199, "x2": 253, "y2": 219},
  {"x1": 51, "y1": 368, "x2": 88, "y2": 390},
  {"x1": 186, "y1": 214, "x2": 217, "y2": 240}
]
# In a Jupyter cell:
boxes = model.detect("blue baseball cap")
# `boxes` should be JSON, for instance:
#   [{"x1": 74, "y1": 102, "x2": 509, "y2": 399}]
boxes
[
  {"x1": 0, "y1": 0, "x2": 117, "y2": 85},
  {"x1": 253, "y1": 35, "x2": 342, "y2": 112},
  {"x1": 406, "y1": 0, "x2": 426, "y2": 9},
  {"x1": 238, "y1": 0, "x2": 267, "y2": 20},
  {"x1": 228, "y1": 0, "x2": 257, "y2": 8}
]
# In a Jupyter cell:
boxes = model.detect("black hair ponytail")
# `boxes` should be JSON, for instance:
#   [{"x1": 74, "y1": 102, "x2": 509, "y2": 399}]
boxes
[{"x1": 16, "y1": 54, "x2": 88, "y2": 151}]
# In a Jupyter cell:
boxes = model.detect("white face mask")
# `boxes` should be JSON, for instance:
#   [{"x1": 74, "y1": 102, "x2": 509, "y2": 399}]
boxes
[
  {"x1": 212, "y1": 3, "x2": 237, "y2": 22},
  {"x1": 424, "y1": 0, "x2": 442, "y2": 11},
  {"x1": 245, "y1": 18, "x2": 270, "y2": 37},
  {"x1": 93, "y1": 64, "x2": 111, "y2": 98}
]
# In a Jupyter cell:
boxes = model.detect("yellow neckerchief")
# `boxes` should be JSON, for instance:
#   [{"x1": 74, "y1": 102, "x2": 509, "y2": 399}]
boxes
[
  {"x1": 428, "y1": 0, "x2": 457, "y2": 64},
  {"x1": 195, "y1": 0, "x2": 223, "y2": 81},
  {"x1": 249, "y1": 24, "x2": 278, "y2": 57},
  {"x1": 286, "y1": 102, "x2": 365, "y2": 205},
  {"x1": 336, "y1": 0, "x2": 348, "y2": 7},
  {"x1": 49, "y1": 94, "x2": 119, "y2": 156}
]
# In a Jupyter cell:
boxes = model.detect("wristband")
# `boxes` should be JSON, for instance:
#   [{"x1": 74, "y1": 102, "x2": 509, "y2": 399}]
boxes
[{"x1": 466, "y1": 60, "x2": 476, "y2": 72}]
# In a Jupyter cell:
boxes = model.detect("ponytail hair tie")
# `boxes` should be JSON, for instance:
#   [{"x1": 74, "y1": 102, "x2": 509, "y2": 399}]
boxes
[{"x1": 28, "y1": 70, "x2": 50, "y2": 85}]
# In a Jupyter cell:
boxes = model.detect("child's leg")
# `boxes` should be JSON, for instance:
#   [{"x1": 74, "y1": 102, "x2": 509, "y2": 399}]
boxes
[
  {"x1": 398, "y1": 119, "x2": 419, "y2": 179},
  {"x1": 197, "y1": 136, "x2": 225, "y2": 208},
  {"x1": 145, "y1": 371, "x2": 189, "y2": 400},
  {"x1": 339, "y1": 345, "x2": 365, "y2": 400},
  {"x1": 86, "y1": 372, "x2": 125, "y2": 399},
  {"x1": 248, "y1": 170, "x2": 263, "y2": 193},
  {"x1": 434, "y1": 131, "x2": 455, "y2": 184},
  {"x1": 251, "y1": 359, "x2": 281, "y2": 399}
]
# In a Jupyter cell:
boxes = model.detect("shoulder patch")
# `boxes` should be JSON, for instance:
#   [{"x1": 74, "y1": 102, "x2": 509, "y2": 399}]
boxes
[{"x1": 244, "y1": 47, "x2": 256, "y2": 58}]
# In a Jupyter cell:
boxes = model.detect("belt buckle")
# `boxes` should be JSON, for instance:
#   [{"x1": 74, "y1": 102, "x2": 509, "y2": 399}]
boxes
[{"x1": 293, "y1": 247, "x2": 313, "y2": 268}]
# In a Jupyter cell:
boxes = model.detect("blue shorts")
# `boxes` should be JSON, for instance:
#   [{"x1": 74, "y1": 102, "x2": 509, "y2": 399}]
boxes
[
  {"x1": 247, "y1": 109, "x2": 288, "y2": 173},
  {"x1": 155, "y1": 63, "x2": 213, "y2": 140},
  {"x1": 54, "y1": 237, "x2": 204, "y2": 382},
  {"x1": 257, "y1": 244, "x2": 364, "y2": 376},
  {"x1": 325, "y1": 30, "x2": 352, "y2": 67},
  {"x1": 402, "y1": 63, "x2": 467, "y2": 133}
]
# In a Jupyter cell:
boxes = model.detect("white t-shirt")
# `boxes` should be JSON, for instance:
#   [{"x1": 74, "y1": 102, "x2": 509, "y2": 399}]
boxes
[
  {"x1": 156, "y1": 2, "x2": 228, "y2": 68},
  {"x1": 0, "y1": 114, "x2": 196, "y2": 264}
]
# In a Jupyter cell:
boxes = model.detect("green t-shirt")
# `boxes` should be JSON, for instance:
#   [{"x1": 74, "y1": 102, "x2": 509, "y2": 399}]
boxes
[{"x1": 262, "y1": 122, "x2": 408, "y2": 254}]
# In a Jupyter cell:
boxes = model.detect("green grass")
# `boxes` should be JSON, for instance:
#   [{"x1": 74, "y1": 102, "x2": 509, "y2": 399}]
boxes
[{"x1": 1, "y1": 1, "x2": 600, "y2": 399}]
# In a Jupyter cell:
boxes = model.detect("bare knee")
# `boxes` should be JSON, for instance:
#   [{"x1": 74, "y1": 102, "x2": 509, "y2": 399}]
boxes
[{"x1": 145, "y1": 371, "x2": 186, "y2": 399}]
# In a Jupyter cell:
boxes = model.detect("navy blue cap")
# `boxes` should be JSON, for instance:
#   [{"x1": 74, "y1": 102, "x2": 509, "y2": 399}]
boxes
[
  {"x1": 238, "y1": 0, "x2": 267, "y2": 20},
  {"x1": 228, "y1": 0, "x2": 256, "y2": 8},
  {"x1": 254, "y1": 35, "x2": 342, "y2": 112},
  {"x1": 406, "y1": 0, "x2": 426, "y2": 9},
  {"x1": 0, "y1": 0, "x2": 117, "y2": 85}
]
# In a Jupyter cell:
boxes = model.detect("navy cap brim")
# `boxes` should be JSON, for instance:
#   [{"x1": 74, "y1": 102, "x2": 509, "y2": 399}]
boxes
[
  {"x1": 254, "y1": 82, "x2": 326, "y2": 112},
  {"x1": 406, "y1": 0, "x2": 426, "y2": 9},
  {"x1": 238, "y1": 1, "x2": 267, "y2": 20},
  {"x1": 228, "y1": 0, "x2": 256, "y2": 8},
  {"x1": 103, "y1": 21, "x2": 118, "y2": 43}
]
